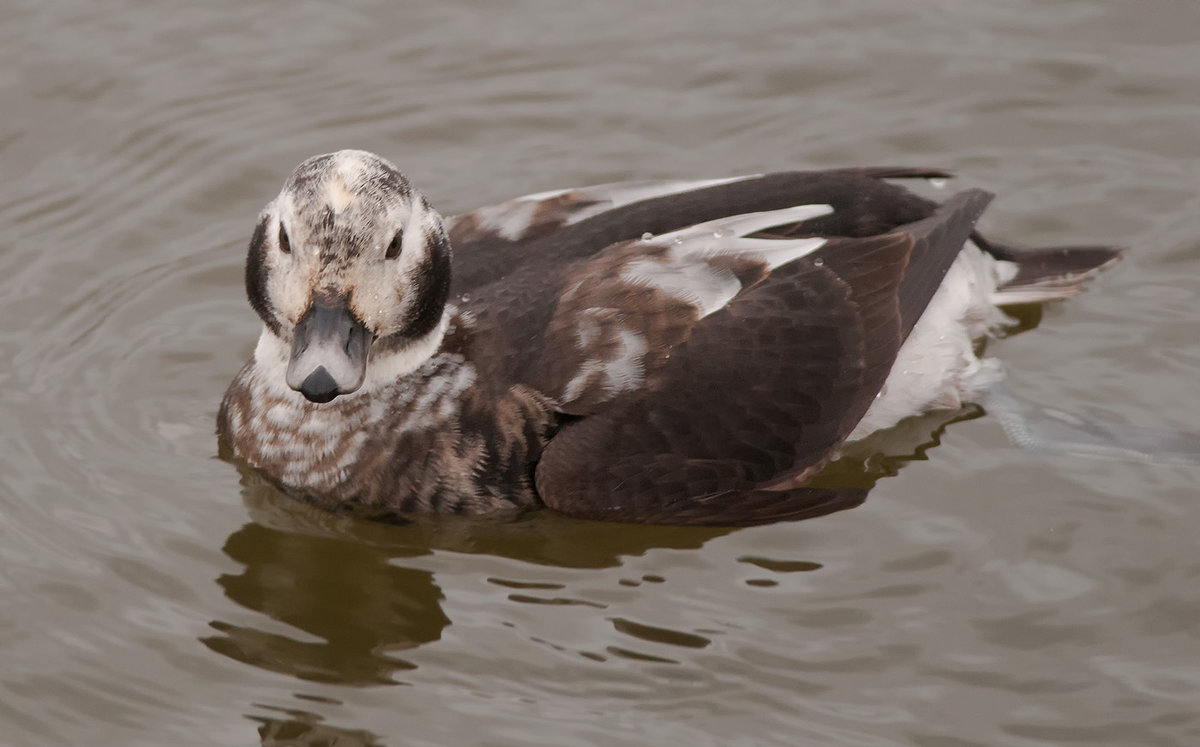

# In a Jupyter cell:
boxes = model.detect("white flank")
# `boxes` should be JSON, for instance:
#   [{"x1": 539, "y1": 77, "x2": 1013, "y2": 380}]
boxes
[{"x1": 847, "y1": 242, "x2": 1015, "y2": 441}]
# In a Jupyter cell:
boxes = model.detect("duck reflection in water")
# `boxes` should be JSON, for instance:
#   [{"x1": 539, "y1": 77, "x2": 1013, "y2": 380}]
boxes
[
  {"x1": 252, "y1": 706, "x2": 384, "y2": 747},
  {"x1": 201, "y1": 490, "x2": 445, "y2": 685},
  {"x1": 204, "y1": 403, "x2": 975, "y2": 688}
]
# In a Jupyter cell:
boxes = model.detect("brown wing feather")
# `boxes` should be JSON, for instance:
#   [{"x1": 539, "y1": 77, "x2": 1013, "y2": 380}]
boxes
[
  {"x1": 534, "y1": 190, "x2": 993, "y2": 525},
  {"x1": 448, "y1": 169, "x2": 951, "y2": 293},
  {"x1": 535, "y1": 257, "x2": 874, "y2": 525}
]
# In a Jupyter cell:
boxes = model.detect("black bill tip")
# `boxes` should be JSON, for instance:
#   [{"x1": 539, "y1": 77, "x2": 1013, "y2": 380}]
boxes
[
  {"x1": 299, "y1": 366, "x2": 340, "y2": 403},
  {"x1": 286, "y1": 298, "x2": 373, "y2": 401}
]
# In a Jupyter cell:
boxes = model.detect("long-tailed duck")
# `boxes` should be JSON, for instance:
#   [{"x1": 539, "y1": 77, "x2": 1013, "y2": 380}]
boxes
[{"x1": 218, "y1": 150, "x2": 1121, "y2": 525}]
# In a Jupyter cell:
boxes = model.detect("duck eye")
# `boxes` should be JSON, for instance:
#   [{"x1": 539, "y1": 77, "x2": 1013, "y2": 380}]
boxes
[
  {"x1": 385, "y1": 230, "x2": 404, "y2": 260},
  {"x1": 278, "y1": 223, "x2": 291, "y2": 255}
]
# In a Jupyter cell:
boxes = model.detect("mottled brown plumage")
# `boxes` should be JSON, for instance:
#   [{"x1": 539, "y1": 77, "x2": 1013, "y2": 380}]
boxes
[{"x1": 219, "y1": 150, "x2": 1121, "y2": 525}]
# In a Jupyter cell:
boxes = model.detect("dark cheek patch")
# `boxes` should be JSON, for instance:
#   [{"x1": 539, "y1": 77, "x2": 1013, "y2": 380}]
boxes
[
  {"x1": 403, "y1": 230, "x2": 452, "y2": 338},
  {"x1": 245, "y1": 215, "x2": 284, "y2": 336}
]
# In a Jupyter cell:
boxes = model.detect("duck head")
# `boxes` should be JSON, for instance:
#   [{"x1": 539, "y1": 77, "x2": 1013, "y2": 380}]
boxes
[{"x1": 245, "y1": 150, "x2": 451, "y2": 403}]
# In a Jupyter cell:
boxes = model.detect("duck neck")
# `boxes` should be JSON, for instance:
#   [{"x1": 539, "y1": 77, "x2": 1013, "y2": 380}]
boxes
[
  {"x1": 359, "y1": 309, "x2": 452, "y2": 394},
  {"x1": 251, "y1": 308, "x2": 451, "y2": 403}
]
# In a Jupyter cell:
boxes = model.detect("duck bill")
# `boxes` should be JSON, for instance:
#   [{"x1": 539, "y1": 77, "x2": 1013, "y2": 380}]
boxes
[{"x1": 285, "y1": 299, "x2": 373, "y2": 403}]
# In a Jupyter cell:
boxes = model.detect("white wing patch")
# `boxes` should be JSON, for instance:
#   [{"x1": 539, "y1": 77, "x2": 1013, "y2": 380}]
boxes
[
  {"x1": 469, "y1": 198, "x2": 544, "y2": 241},
  {"x1": 622, "y1": 204, "x2": 831, "y2": 318},
  {"x1": 556, "y1": 176, "x2": 759, "y2": 221},
  {"x1": 562, "y1": 327, "x2": 648, "y2": 403},
  {"x1": 452, "y1": 175, "x2": 761, "y2": 243},
  {"x1": 655, "y1": 204, "x2": 833, "y2": 268},
  {"x1": 556, "y1": 203, "x2": 833, "y2": 407},
  {"x1": 621, "y1": 258, "x2": 742, "y2": 319}
]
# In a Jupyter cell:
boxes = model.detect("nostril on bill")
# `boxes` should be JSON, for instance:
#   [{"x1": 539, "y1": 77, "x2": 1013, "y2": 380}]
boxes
[
  {"x1": 345, "y1": 324, "x2": 364, "y2": 355},
  {"x1": 300, "y1": 367, "x2": 340, "y2": 403}
]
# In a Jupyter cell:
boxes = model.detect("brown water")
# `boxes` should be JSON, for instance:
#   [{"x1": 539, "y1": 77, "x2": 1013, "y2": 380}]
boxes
[{"x1": 4, "y1": 1, "x2": 1200, "y2": 744}]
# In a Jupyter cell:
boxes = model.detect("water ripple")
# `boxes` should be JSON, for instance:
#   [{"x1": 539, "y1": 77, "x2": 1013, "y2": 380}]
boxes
[{"x1": 3, "y1": 1, "x2": 1200, "y2": 745}]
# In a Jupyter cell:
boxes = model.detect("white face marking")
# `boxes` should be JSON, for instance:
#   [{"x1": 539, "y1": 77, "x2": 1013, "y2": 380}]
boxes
[
  {"x1": 325, "y1": 179, "x2": 355, "y2": 215},
  {"x1": 258, "y1": 150, "x2": 450, "y2": 340},
  {"x1": 346, "y1": 194, "x2": 441, "y2": 335},
  {"x1": 253, "y1": 329, "x2": 298, "y2": 400},
  {"x1": 264, "y1": 205, "x2": 316, "y2": 328},
  {"x1": 323, "y1": 153, "x2": 362, "y2": 214}
]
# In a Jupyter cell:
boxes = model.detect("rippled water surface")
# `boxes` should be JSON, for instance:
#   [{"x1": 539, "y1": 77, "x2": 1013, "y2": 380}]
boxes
[{"x1": 4, "y1": 1, "x2": 1200, "y2": 744}]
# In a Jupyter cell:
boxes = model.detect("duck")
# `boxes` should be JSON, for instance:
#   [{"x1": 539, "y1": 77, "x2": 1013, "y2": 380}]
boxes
[{"x1": 218, "y1": 149, "x2": 1121, "y2": 526}]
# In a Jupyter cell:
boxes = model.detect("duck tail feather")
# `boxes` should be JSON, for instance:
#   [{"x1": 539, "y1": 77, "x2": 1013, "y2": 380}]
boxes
[
  {"x1": 983, "y1": 241, "x2": 1125, "y2": 305},
  {"x1": 858, "y1": 166, "x2": 956, "y2": 181}
]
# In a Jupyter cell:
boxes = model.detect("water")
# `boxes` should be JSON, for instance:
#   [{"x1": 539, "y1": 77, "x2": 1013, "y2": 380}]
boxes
[{"x1": 4, "y1": 0, "x2": 1200, "y2": 744}]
